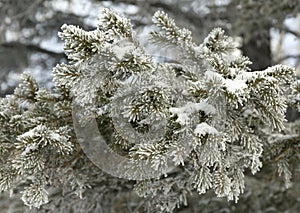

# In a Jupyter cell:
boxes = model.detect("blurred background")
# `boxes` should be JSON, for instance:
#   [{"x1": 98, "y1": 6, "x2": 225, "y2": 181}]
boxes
[
  {"x1": 0, "y1": 0, "x2": 300, "y2": 212},
  {"x1": 1, "y1": 0, "x2": 300, "y2": 97}
]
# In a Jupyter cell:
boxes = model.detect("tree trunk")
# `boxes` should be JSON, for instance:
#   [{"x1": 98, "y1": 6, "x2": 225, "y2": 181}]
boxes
[{"x1": 241, "y1": 32, "x2": 271, "y2": 71}]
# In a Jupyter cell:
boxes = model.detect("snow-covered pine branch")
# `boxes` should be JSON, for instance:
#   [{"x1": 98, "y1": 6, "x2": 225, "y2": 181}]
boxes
[{"x1": 0, "y1": 8, "x2": 298, "y2": 212}]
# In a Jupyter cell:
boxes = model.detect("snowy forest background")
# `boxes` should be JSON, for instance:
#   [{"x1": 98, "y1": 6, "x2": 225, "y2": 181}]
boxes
[
  {"x1": 2, "y1": 0, "x2": 300, "y2": 94},
  {"x1": 0, "y1": 0, "x2": 300, "y2": 212}
]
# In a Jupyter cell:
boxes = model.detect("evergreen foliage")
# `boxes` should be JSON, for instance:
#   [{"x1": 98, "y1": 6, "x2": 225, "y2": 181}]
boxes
[{"x1": 0, "y1": 8, "x2": 299, "y2": 212}]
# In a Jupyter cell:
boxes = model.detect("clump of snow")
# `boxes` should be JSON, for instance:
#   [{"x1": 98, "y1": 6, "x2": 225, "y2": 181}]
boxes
[
  {"x1": 112, "y1": 40, "x2": 136, "y2": 59},
  {"x1": 194, "y1": 122, "x2": 218, "y2": 136},
  {"x1": 236, "y1": 65, "x2": 289, "y2": 84},
  {"x1": 205, "y1": 70, "x2": 224, "y2": 81},
  {"x1": 169, "y1": 101, "x2": 216, "y2": 125},
  {"x1": 224, "y1": 79, "x2": 247, "y2": 94},
  {"x1": 17, "y1": 127, "x2": 36, "y2": 140},
  {"x1": 205, "y1": 70, "x2": 248, "y2": 94},
  {"x1": 21, "y1": 143, "x2": 38, "y2": 156},
  {"x1": 242, "y1": 108, "x2": 258, "y2": 117},
  {"x1": 50, "y1": 132, "x2": 63, "y2": 142}
]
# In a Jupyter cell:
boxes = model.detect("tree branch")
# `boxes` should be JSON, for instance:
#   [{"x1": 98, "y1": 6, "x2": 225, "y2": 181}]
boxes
[
  {"x1": 282, "y1": 26, "x2": 300, "y2": 38},
  {"x1": 1, "y1": 41, "x2": 66, "y2": 59},
  {"x1": 274, "y1": 54, "x2": 300, "y2": 64}
]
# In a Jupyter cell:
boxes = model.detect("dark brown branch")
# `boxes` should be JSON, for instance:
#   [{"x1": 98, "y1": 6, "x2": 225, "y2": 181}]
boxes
[
  {"x1": 1, "y1": 42, "x2": 66, "y2": 59},
  {"x1": 282, "y1": 26, "x2": 300, "y2": 38}
]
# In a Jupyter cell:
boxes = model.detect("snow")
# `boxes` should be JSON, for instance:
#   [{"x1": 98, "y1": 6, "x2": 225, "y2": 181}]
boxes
[
  {"x1": 205, "y1": 70, "x2": 248, "y2": 94},
  {"x1": 224, "y1": 79, "x2": 247, "y2": 94},
  {"x1": 242, "y1": 108, "x2": 258, "y2": 117},
  {"x1": 205, "y1": 70, "x2": 224, "y2": 81},
  {"x1": 50, "y1": 132, "x2": 62, "y2": 142},
  {"x1": 18, "y1": 125, "x2": 48, "y2": 142},
  {"x1": 194, "y1": 122, "x2": 218, "y2": 136},
  {"x1": 21, "y1": 143, "x2": 38, "y2": 156},
  {"x1": 112, "y1": 40, "x2": 136, "y2": 59},
  {"x1": 169, "y1": 101, "x2": 216, "y2": 125},
  {"x1": 18, "y1": 127, "x2": 36, "y2": 140}
]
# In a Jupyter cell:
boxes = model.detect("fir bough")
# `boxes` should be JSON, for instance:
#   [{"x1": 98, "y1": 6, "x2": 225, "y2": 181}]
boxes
[{"x1": 0, "y1": 8, "x2": 298, "y2": 212}]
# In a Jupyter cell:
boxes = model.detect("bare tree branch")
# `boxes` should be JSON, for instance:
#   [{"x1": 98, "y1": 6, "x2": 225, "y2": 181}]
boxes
[
  {"x1": 282, "y1": 26, "x2": 300, "y2": 38},
  {"x1": 274, "y1": 54, "x2": 300, "y2": 64},
  {"x1": 1, "y1": 42, "x2": 66, "y2": 59}
]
